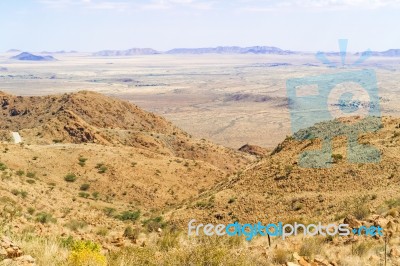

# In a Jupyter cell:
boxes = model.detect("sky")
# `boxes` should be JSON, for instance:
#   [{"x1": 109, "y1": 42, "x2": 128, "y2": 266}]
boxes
[{"x1": 0, "y1": 0, "x2": 399, "y2": 52}]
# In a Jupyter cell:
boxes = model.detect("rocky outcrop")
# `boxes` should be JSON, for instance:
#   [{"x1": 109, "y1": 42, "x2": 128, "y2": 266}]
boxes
[
  {"x1": 0, "y1": 236, "x2": 36, "y2": 265},
  {"x1": 238, "y1": 144, "x2": 269, "y2": 157}
]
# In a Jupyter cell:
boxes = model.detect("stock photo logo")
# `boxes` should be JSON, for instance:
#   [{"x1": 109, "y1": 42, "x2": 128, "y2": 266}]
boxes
[
  {"x1": 286, "y1": 39, "x2": 382, "y2": 168},
  {"x1": 187, "y1": 219, "x2": 384, "y2": 241}
]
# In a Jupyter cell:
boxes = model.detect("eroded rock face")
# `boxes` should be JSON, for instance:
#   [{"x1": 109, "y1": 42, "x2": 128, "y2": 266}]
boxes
[{"x1": 0, "y1": 236, "x2": 36, "y2": 265}]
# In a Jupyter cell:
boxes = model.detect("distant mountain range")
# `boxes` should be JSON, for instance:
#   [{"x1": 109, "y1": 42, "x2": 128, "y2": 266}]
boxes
[
  {"x1": 165, "y1": 46, "x2": 293, "y2": 55},
  {"x1": 10, "y1": 52, "x2": 56, "y2": 61},
  {"x1": 92, "y1": 46, "x2": 400, "y2": 57},
  {"x1": 93, "y1": 48, "x2": 160, "y2": 56},
  {"x1": 40, "y1": 50, "x2": 78, "y2": 54},
  {"x1": 355, "y1": 49, "x2": 400, "y2": 57},
  {"x1": 6, "y1": 47, "x2": 400, "y2": 57},
  {"x1": 93, "y1": 46, "x2": 293, "y2": 56}
]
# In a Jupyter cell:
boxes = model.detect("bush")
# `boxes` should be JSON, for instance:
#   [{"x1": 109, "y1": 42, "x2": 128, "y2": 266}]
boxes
[
  {"x1": 95, "y1": 163, "x2": 107, "y2": 174},
  {"x1": 80, "y1": 183, "x2": 90, "y2": 191},
  {"x1": 20, "y1": 190, "x2": 28, "y2": 198},
  {"x1": 143, "y1": 216, "x2": 166, "y2": 232},
  {"x1": 299, "y1": 238, "x2": 323, "y2": 258},
  {"x1": 27, "y1": 207, "x2": 35, "y2": 215},
  {"x1": 64, "y1": 173, "x2": 77, "y2": 182},
  {"x1": 0, "y1": 162, "x2": 7, "y2": 171},
  {"x1": 78, "y1": 157, "x2": 88, "y2": 167},
  {"x1": 123, "y1": 226, "x2": 139, "y2": 241},
  {"x1": 353, "y1": 205, "x2": 370, "y2": 220},
  {"x1": 26, "y1": 172, "x2": 36, "y2": 178},
  {"x1": 103, "y1": 207, "x2": 116, "y2": 217},
  {"x1": 66, "y1": 220, "x2": 88, "y2": 231},
  {"x1": 79, "y1": 192, "x2": 90, "y2": 198},
  {"x1": 92, "y1": 192, "x2": 100, "y2": 199},
  {"x1": 353, "y1": 241, "x2": 374, "y2": 256},
  {"x1": 11, "y1": 189, "x2": 28, "y2": 198},
  {"x1": 36, "y1": 212, "x2": 56, "y2": 224},
  {"x1": 96, "y1": 227, "x2": 109, "y2": 236},
  {"x1": 332, "y1": 154, "x2": 343, "y2": 163},
  {"x1": 16, "y1": 170, "x2": 25, "y2": 176},
  {"x1": 385, "y1": 198, "x2": 400, "y2": 208},
  {"x1": 157, "y1": 229, "x2": 180, "y2": 251},
  {"x1": 68, "y1": 240, "x2": 107, "y2": 266},
  {"x1": 273, "y1": 248, "x2": 291, "y2": 264},
  {"x1": 117, "y1": 210, "x2": 140, "y2": 222}
]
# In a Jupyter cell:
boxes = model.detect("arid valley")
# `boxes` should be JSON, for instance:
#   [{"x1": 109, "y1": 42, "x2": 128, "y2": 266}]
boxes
[{"x1": 0, "y1": 51, "x2": 400, "y2": 265}]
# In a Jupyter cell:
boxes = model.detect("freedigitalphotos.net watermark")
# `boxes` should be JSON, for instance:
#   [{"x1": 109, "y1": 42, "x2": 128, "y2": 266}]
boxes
[{"x1": 188, "y1": 219, "x2": 383, "y2": 241}]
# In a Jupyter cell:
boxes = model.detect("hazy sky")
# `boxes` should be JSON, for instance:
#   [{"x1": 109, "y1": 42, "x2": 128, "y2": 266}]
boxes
[{"x1": 1, "y1": 0, "x2": 399, "y2": 52}]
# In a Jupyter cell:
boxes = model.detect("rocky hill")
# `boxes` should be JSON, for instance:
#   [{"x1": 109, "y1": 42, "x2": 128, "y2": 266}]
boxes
[
  {"x1": 0, "y1": 91, "x2": 251, "y2": 168},
  {"x1": 0, "y1": 91, "x2": 252, "y2": 211},
  {"x1": 172, "y1": 116, "x2": 400, "y2": 226},
  {"x1": 10, "y1": 52, "x2": 56, "y2": 61}
]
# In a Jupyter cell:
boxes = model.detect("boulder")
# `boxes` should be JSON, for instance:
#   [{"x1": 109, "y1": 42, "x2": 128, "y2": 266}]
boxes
[{"x1": 343, "y1": 215, "x2": 362, "y2": 228}]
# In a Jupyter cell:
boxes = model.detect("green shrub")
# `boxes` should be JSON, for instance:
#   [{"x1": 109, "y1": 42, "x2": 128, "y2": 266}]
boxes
[
  {"x1": 80, "y1": 183, "x2": 90, "y2": 191},
  {"x1": 64, "y1": 173, "x2": 77, "y2": 182},
  {"x1": 11, "y1": 189, "x2": 28, "y2": 198},
  {"x1": 66, "y1": 220, "x2": 88, "y2": 231},
  {"x1": 0, "y1": 162, "x2": 7, "y2": 171},
  {"x1": 157, "y1": 229, "x2": 180, "y2": 251},
  {"x1": 95, "y1": 163, "x2": 107, "y2": 174},
  {"x1": 117, "y1": 210, "x2": 140, "y2": 222},
  {"x1": 143, "y1": 216, "x2": 166, "y2": 232},
  {"x1": 36, "y1": 212, "x2": 56, "y2": 224},
  {"x1": 79, "y1": 192, "x2": 90, "y2": 198},
  {"x1": 96, "y1": 227, "x2": 109, "y2": 236},
  {"x1": 103, "y1": 207, "x2": 116, "y2": 217},
  {"x1": 26, "y1": 172, "x2": 36, "y2": 178},
  {"x1": 20, "y1": 190, "x2": 28, "y2": 198},
  {"x1": 78, "y1": 157, "x2": 88, "y2": 167},
  {"x1": 27, "y1": 207, "x2": 35, "y2": 215},
  {"x1": 16, "y1": 170, "x2": 25, "y2": 176},
  {"x1": 332, "y1": 154, "x2": 343, "y2": 163},
  {"x1": 123, "y1": 226, "x2": 139, "y2": 240},
  {"x1": 385, "y1": 198, "x2": 400, "y2": 208}
]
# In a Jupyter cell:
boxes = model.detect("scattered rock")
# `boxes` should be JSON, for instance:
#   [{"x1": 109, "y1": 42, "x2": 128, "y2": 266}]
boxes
[
  {"x1": 343, "y1": 215, "x2": 362, "y2": 228},
  {"x1": 314, "y1": 256, "x2": 330, "y2": 266},
  {"x1": 298, "y1": 257, "x2": 310, "y2": 266},
  {"x1": 373, "y1": 217, "x2": 389, "y2": 228},
  {"x1": 0, "y1": 237, "x2": 36, "y2": 265}
]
